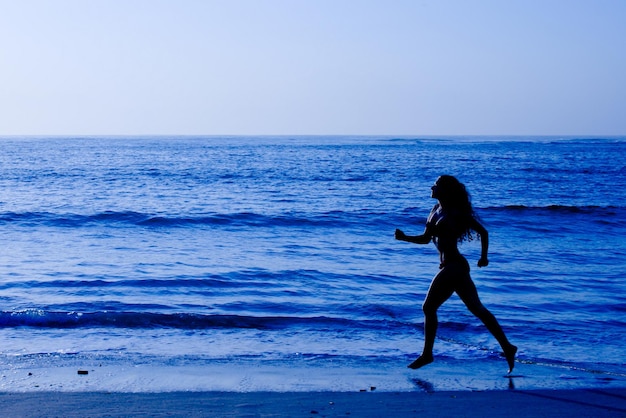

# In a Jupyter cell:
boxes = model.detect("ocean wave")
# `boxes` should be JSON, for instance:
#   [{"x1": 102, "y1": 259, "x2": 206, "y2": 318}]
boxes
[
  {"x1": 0, "y1": 210, "x2": 397, "y2": 229},
  {"x1": 482, "y1": 205, "x2": 626, "y2": 215},
  {"x1": 2, "y1": 206, "x2": 623, "y2": 232},
  {"x1": 0, "y1": 268, "x2": 361, "y2": 291},
  {"x1": 0, "y1": 277, "x2": 239, "y2": 290},
  {"x1": 0, "y1": 309, "x2": 406, "y2": 331}
]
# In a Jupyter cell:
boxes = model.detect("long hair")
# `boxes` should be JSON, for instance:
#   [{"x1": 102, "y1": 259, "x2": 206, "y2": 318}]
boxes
[{"x1": 436, "y1": 175, "x2": 479, "y2": 242}]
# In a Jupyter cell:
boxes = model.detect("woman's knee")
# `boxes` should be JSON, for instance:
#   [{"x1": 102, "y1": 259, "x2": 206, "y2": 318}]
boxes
[{"x1": 422, "y1": 301, "x2": 439, "y2": 316}]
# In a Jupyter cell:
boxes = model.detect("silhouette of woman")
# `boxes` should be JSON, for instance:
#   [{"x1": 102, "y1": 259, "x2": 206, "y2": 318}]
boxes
[{"x1": 395, "y1": 175, "x2": 517, "y2": 373}]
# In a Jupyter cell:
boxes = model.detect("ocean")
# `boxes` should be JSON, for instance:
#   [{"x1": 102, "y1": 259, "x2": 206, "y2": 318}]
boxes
[{"x1": 0, "y1": 136, "x2": 625, "y2": 392}]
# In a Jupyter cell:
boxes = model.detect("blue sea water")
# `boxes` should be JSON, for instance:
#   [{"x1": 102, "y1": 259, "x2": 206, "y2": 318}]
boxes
[{"x1": 0, "y1": 136, "x2": 625, "y2": 391}]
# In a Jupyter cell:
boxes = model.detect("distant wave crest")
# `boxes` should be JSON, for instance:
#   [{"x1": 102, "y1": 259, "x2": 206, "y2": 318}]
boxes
[
  {"x1": 1, "y1": 206, "x2": 623, "y2": 230},
  {"x1": 0, "y1": 309, "x2": 403, "y2": 331},
  {"x1": 483, "y1": 204, "x2": 625, "y2": 214},
  {"x1": 0, "y1": 210, "x2": 395, "y2": 229}
]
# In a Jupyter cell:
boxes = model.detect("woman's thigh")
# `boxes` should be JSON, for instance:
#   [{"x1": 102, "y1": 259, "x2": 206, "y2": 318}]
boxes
[
  {"x1": 423, "y1": 269, "x2": 456, "y2": 312},
  {"x1": 454, "y1": 273, "x2": 486, "y2": 314}
]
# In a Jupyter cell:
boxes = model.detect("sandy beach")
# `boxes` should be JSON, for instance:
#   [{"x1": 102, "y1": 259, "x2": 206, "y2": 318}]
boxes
[
  {"x1": 3, "y1": 361, "x2": 624, "y2": 417},
  {"x1": 0, "y1": 389, "x2": 624, "y2": 417}
]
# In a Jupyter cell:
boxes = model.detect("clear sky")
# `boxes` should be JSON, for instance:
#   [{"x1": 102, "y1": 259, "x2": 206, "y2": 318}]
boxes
[{"x1": 1, "y1": 0, "x2": 625, "y2": 136}]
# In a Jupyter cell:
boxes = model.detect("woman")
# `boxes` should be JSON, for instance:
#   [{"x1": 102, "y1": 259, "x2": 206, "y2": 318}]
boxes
[{"x1": 395, "y1": 175, "x2": 517, "y2": 373}]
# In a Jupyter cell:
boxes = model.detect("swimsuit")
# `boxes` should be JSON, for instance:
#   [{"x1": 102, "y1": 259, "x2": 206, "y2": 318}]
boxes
[{"x1": 426, "y1": 204, "x2": 467, "y2": 269}]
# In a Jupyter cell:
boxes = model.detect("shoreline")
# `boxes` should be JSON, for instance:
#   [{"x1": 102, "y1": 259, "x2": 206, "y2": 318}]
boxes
[
  {"x1": 0, "y1": 388, "x2": 625, "y2": 417},
  {"x1": 3, "y1": 354, "x2": 625, "y2": 393}
]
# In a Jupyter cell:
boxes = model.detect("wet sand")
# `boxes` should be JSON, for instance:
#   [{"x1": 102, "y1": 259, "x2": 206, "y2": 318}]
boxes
[{"x1": 0, "y1": 388, "x2": 625, "y2": 417}]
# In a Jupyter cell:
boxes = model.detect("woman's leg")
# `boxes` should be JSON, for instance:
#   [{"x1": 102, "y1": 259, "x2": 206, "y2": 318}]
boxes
[
  {"x1": 408, "y1": 268, "x2": 455, "y2": 369},
  {"x1": 455, "y1": 274, "x2": 517, "y2": 372}
]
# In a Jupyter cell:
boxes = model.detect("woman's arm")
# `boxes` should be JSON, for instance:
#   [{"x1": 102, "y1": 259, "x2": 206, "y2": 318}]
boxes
[
  {"x1": 395, "y1": 228, "x2": 432, "y2": 244},
  {"x1": 470, "y1": 218, "x2": 489, "y2": 267},
  {"x1": 396, "y1": 204, "x2": 439, "y2": 245}
]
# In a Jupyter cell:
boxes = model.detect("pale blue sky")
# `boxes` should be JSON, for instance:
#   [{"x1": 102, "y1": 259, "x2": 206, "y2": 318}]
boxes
[{"x1": 1, "y1": 0, "x2": 625, "y2": 135}]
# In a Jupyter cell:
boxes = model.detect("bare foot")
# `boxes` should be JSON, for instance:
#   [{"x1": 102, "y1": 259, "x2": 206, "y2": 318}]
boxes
[
  {"x1": 408, "y1": 354, "x2": 433, "y2": 370},
  {"x1": 504, "y1": 345, "x2": 517, "y2": 373}
]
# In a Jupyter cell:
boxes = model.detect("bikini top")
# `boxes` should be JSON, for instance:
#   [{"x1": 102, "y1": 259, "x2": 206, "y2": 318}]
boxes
[
  {"x1": 426, "y1": 204, "x2": 465, "y2": 243},
  {"x1": 426, "y1": 204, "x2": 444, "y2": 235},
  {"x1": 426, "y1": 204, "x2": 466, "y2": 263}
]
